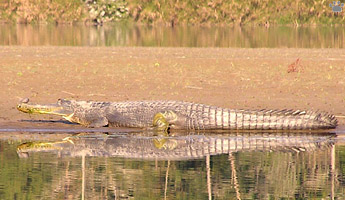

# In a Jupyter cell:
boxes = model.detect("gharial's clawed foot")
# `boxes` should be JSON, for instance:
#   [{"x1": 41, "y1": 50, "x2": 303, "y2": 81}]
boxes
[{"x1": 153, "y1": 110, "x2": 178, "y2": 134}]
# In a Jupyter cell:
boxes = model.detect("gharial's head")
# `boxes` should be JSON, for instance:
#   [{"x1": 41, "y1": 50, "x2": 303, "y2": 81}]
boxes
[
  {"x1": 17, "y1": 98, "x2": 74, "y2": 117},
  {"x1": 17, "y1": 98, "x2": 108, "y2": 127}
]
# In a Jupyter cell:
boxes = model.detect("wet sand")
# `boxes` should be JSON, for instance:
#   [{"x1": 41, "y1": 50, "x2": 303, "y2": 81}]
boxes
[{"x1": 0, "y1": 46, "x2": 344, "y2": 129}]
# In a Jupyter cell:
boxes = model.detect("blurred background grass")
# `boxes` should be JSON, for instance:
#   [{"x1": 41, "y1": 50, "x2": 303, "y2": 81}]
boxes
[{"x1": 0, "y1": 0, "x2": 344, "y2": 25}]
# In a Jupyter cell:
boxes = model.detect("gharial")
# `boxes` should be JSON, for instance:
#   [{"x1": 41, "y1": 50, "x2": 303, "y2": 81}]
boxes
[{"x1": 17, "y1": 99, "x2": 338, "y2": 132}]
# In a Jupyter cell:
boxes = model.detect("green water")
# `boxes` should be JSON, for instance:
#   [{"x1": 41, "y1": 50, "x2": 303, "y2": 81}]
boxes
[
  {"x1": 1, "y1": 132, "x2": 345, "y2": 199},
  {"x1": 0, "y1": 24, "x2": 344, "y2": 48}
]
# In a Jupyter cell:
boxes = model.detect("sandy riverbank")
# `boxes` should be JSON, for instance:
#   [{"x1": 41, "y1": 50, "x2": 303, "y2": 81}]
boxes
[{"x1": 0, "y1": 46, "x2": 344, "y2": 128}]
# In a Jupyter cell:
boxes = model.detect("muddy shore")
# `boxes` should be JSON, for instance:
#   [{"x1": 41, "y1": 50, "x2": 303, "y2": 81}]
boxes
[{"x1": 0, "y1": 46, "x2": 344, "y2": 128}]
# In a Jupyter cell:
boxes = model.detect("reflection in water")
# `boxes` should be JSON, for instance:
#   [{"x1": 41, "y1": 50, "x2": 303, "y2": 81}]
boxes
[
  {"x1": 1, "y1": 131, "x2": 345, "y2": 199},
  {"x1": 17, "y1": 132, "x2": 334, "y2": 159},
  {"x1": 0, "y1": 24, "x2": 344, "y2": 48}
]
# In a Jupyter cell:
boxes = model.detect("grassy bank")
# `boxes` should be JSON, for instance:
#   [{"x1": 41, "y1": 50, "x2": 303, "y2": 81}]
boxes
[{"x1": 0, "y1": 0, "x2": 344, "y2": 25}]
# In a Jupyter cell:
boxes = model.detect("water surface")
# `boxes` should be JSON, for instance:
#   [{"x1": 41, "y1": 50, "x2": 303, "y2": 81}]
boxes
[
  {"x1": 0, "y1": 24, "x2": 344, "y2": 48},
  {"x1": 1, "y1": 131, "x2": 345, "y2": 199}
]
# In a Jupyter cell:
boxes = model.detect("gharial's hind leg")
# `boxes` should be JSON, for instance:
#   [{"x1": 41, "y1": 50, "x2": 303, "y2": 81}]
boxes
[
  {"x1": 152, "y1": 110, "x2": 181, "y2": 134},
  {"x1": 152, "y1": 110, "x2": 184, "y2": 148},
  {"x1": 153, "y1": 138, "x2": 178, "y2": 150}
]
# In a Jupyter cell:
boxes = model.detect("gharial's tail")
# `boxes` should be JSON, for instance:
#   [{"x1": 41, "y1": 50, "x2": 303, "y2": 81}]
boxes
[
  {"x1": 309, "y1": 111, "x2": 338, "y2": 129},
  {"x1": 251, "y1": 109, "x2": 338, "y2": 130},
  {"x1": 207, "y1": 109, "x2": 339, "y2": 130}
]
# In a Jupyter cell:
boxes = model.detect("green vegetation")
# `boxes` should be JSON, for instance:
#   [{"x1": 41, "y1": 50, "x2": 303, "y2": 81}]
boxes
[{"x1": 0, "y1": 0, "x2": 344, "y2": 25}]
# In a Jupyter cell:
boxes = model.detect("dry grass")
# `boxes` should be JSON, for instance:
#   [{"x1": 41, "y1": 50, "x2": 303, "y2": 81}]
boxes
[{"x1": 0, "y1": 0, "x2": 344, "y2": 25}]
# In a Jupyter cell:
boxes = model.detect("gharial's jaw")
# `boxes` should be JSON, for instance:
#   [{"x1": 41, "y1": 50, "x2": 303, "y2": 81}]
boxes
[{"x1": 17, "y1": 101, "x2": 73, "y2": 117}]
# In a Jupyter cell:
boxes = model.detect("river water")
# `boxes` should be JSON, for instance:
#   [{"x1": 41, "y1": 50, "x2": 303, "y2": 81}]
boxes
[
  {"x1": 0, "y1": 131, "x2": 345, "y2": 199},
  {"x1": 0, "y1": 24, "x2": 344, "y2": 48}
]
